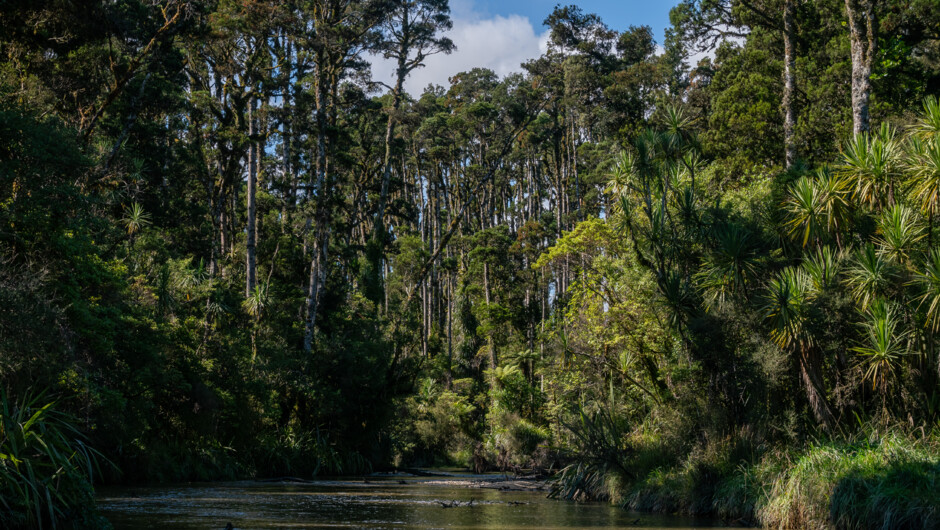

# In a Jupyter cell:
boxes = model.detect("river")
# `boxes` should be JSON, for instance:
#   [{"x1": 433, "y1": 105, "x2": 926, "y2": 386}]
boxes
[{"x1": 98, "y1": 473, "x2": 718, "y2": 529}]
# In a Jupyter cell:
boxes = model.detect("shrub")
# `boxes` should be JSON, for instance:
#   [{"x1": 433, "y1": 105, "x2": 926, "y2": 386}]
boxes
[{"x1": 0, "y1": 392, "x2": 109, "y2": 529}]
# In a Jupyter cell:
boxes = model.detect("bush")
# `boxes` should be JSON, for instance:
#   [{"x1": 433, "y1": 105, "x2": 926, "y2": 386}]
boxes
[
  {"x1": 551, "y1": 408, "x2": 633, "y2": 502},
  {"x1": 0, "y1": 392, "x2": 109, "y2": 529}
]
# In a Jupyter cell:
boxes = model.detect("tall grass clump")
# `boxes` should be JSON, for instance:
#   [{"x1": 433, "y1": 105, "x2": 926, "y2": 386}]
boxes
[
  {"x1": 550, "y1": 408, "x2": 633, "y2": 502},
  {"x1": 758, "y1": 432, "x2": 940, "y2": 529},
  {"x1": 0, "y1": 392, "x2": 109, "y2": 529}
]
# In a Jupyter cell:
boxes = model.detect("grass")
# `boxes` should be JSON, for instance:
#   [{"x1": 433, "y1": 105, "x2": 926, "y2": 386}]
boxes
[
  {"x1": 759, "y1": 433, "x2": 940, "y2": 529},
  {"x1": 555, "y1": 425, "x2": 940, "y2": 529}
]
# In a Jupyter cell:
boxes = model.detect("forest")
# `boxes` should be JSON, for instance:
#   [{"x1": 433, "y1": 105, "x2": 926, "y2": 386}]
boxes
[{"x1": 1, "y1": 0, "x2": 940, "y2": 528}]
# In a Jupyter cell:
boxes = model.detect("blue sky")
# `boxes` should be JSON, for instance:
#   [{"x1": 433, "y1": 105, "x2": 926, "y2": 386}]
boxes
[
  {"x1": 467, "y1": 1, "x2": 679, "y2": 42},
  {"x1": 371, "y1": 0, "x2": 682, "y2": 94}
]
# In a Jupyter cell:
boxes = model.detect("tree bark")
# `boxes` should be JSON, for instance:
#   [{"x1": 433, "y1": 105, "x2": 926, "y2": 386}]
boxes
[
  {"x1": 783, "y1": 0, "x2": 797, "y2": 168},
  {"x1": 800, "y1": 348, "x2": 836, "y2": 431},
  {"x1": 303, "y1": 63, "x2": 333, "y2": 353},
  {"x1": 845, "y1": 0, "x2": 875, "y2": 135},
  {"x1": 374, "y1": 41, "x2": 408, "y2": 242},
  {"x1": 246, "y1": 96, "x2": 258, "y2": 297}
]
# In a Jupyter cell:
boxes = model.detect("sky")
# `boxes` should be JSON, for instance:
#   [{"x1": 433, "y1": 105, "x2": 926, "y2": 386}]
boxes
[{"x1": 370, "y1": 0, "x2": 682, "y2": 94}]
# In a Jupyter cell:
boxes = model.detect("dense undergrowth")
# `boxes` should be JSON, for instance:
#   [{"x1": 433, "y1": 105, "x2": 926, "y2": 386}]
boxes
[{"x1": 552, "y1": 423, "x2": 940, "y2": 529}]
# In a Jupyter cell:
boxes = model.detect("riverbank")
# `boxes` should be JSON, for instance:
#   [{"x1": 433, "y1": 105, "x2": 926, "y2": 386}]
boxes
[{"x1": 605, "y1": 433, "x2": 940, "y2": 528}]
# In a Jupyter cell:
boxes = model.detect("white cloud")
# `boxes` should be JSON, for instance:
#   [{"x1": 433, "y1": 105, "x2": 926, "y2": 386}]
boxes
[
  {"x1": 369, "y1": 2, "x2": 550, "y2": 95},
  {"x1": 688, "y1": 33, "x2": 746, "y2": 67},
  {"x1": 688, "y1": 47, "x2": 715, "y2": 66}
]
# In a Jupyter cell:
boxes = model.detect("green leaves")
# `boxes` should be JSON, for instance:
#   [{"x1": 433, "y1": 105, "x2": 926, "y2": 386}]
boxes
[
  {"x1": 803, "y1": 245, "x2": 843, "y2": 291},
  {"x1": 762, "y1": 266, "x2": 813, "y2": 350},
  {"x1": 243, "y1": 283, "x2": 268, "y2": 319},
  {"x1": 696, "y1": 222, "x2": 757, "y2": 307},
  {"x1": 907, "y1": 136, "x2": 940, "y2": 217},
  {"x1": 846, "y1": 244, "x2": 895, "y2": 311},
  {"x1": 784, "y1": 169, "x2": 852, "y2": 250},
  {"x1": 875, "y1": 204, "x2": 923, "y2": 263},
  {"x1": 0, "y1": 392, "x2": 108, "y2": 529},
  {"x1": 852, "y1": 299, "x2": 910, "y2": 392},
  {"x1": 840, "y1": 124, "x2": 902, "y2": 210},
  {"x1": 121, "y1": 201, "x2": 151, "y2": 235},
  {"x1": 914, "y1": 248, "x2": 940, "y2": 332},
  {"x1": 912, "y1": 95, "x2": 940, "y2": 140},
  {"x1": 785, "y1": 176, "x2": 825, "y2": 248}
]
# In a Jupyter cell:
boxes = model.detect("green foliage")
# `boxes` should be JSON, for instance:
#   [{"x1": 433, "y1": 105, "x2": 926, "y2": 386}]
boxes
[
  {"x1": 762, "y1": 267, "x2": 813, "y2": 349},
  {"x1": 759, "y1": 434, "x2": 940, "y2": 530},
  {"x1": 0, "y1": 392, "x2": 109, "y2": 529},
  {"x1": 551, "y1": 408, "x2": 634, "y2": 502},
  {"x1": 841, "y1": 125, "x2": 904, "y2": 210},
  {"x1": 914, "y1": 248, "x2": 940, "y2": 331},
  {"x1": 853, "y1": 300, "x2": 911, "y2": 394},
  {"x1": 846, "y1": 244, "x2": 896, "y2": 310},
  {"x1": 3, "y1": 0, "x2": 940, "y2": 526}
]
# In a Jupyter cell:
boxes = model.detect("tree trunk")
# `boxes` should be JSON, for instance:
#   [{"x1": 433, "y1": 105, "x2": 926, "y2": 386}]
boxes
[
  {"x1": 303, "y1": 64, "x2": 332, "y2": 353},
  {"x1": 800, "y1": 348, "x2": 836, "y2": 431},
  {"x1": 484, "y1": 262, "x2": 497, "y2": 369},
  {"x1": 375, "y1": 56, "x2": 407, "y2": 237},
  {"x1": 845, "y1": 0, "x2": 875, "y2": 135},
  {"x1": 246, "y1": 96, "x2": 258, "y2": 297},
  {"x1": 783, "y1": 0, "x2": 797, "y2": 168}
]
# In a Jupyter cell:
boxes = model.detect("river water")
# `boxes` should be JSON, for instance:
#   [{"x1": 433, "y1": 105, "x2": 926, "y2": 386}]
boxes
[{"x1": 98, "y1": 474, "x2": 717, "y2": 529}]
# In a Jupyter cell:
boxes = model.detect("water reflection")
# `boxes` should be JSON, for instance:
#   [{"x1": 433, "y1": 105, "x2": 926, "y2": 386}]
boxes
[{"x1": 98, "y1": 475, "x2": 717, "y2": 529}]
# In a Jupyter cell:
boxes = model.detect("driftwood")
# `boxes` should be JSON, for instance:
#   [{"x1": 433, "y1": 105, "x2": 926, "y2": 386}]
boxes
[{"x1": 439, "y1": 499, "x2": 474, "y2": 508}]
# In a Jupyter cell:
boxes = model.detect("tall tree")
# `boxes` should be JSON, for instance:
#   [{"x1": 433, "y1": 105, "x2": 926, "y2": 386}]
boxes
[
  {"x1": 845, "y1": 0, "x2": 876, "y2": 134},
  {"x1": 782, "y1": 0, "x2": 797, "y2": 168},
  {"x1": 371, "y1": 0, "x2": 454, "y2": 286},
  {"x1": 303, "y1": 0, "x2": 392, "y2": 352}
]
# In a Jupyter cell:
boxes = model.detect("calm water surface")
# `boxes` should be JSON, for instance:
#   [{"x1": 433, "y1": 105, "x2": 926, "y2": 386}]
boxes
[{"x1": 98, "y1": 474, "x2": 717, "y2": 529}]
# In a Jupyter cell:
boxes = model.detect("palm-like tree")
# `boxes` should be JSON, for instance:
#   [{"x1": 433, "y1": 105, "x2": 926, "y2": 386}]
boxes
[
  {"x1": 763, "y1": 267, "x2": 814, "y2": 350},
  {"x1": 803, "y1": 245, "x2": 842, "y2": 291},
  {"x1": 911, "y1": 95, "x2": 940, "y2": 140},
  {"x1": 876, "y1": 204, "x2": 923, "y2": 264},
  {"x1": 658, "y1": 103, "x2": 697, "y2": 161},
  {"x1": 606, "y1": 151, "x2": 637, "y2": 198},
  {"x1": 122, "y1": 202, "x2": 151, "y2": 236},
  {"x1": 841, "y1": 124, "x2": 902, "y2": 209},
  {"x1": 696, "y1": 222, "x2": 757, "y2": 307},
  {"x1": 907, "y1": 137, "x2": 940, "y2": 245},
  {"x1": 846, "y1": 244, "x2": 895, "y2": 310},
  {"x1": 914, "y1": 248, "x2": 940, "y2": 332},
  {"x1": 243, "y1": 284, "x2": 268, "y2": 319},
  {"x1": 658, "y1": 268, "x2": 697, "y2": 329},
  {"x1": 762, "y1": 266, "x2": 836, "y2": 430},
  {"x1": 785, "y1": 176, "x2": 825, "y2": 248},
  {"x1": 815, "y1": 168, "x2": 853, "y2": 248},
  {"x1": 852, "y1": 299, "x2": 910, "y2": 397}
]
